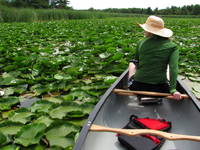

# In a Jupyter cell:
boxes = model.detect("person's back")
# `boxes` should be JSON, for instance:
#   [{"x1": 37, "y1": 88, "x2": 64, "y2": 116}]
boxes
[{"x1": 134, "y1": 35, "x2": 177, "y2": 85}]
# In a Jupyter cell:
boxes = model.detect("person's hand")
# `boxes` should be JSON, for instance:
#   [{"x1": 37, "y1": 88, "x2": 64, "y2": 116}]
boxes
[
  {"x1": 128, "y1": 78, "x2": 134, "y2": 88},
  {"x1": 173, "y1": 91, "x2": 182, "y2": 100}
]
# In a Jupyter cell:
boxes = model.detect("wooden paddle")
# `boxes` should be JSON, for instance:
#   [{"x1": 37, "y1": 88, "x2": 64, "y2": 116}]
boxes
[
  {"x1": 113, "y1": 89, "x2": 189, "y2": 99},
  {"x1": 90, "y1": 124, "x2": 200, "y2": 142}
]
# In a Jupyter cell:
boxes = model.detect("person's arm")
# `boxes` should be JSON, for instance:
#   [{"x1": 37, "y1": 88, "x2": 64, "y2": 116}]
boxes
[
  {"x1": 169, "y1": 48, "x2": 182, "y2": 100},
  {"x1": 128, "y1": 62, "x2": 136, "y2": 79},
  {"x1": 169, "y1": 48, "x2": 179, "y2": 93},
  {"x1": 128, "y1": 42, "x2": 140, "y2": 79}
]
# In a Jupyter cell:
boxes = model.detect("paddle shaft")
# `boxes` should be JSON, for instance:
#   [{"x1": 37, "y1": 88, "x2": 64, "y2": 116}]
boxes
[
  {"x1": 113, "y1": 89, "x2": 189, "y2": 99},
  {"x1": 90, "y1": 124, "x2": 200, "y2": 142}
]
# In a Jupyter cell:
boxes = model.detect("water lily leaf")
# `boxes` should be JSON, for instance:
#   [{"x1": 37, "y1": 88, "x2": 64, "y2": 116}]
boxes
[
  {"x1": 104, "y1": 64, "x2": 125, "y2": 74},
  {"x1": 45, "y1": 122, "x2": 78, "y2": 148},
  {"x1": 82, "y1": 78, "x2": 92, "y2": 84},
  {"x1": 15, "y1": 123, "x2": 47, "y2": 147},
  {"x1": 103, "y1": 75, "x2": 117, "y2": 84},
  {"x1": 63, "y1": 67, "x2": 82, "y2": 76},
  {"x1": 30, "y1": 84, "x2": 50, "y2": 96},
  {"x1": 0, "y1": 121, "x2": 23, "y2": 135},
  {"x1": 4, "y1": 87, "x2": 15, "y2": 96},
  {"x1": 81, "y1": 104, "x2": 94, "y2": 114},
  {"x1": 49, "y1": 105, "x2": 81, "y2": 119},
  {"x1": 3, "y1": 65, "x2": 16, "y2": 72},
  {"x1": 8, "y1": 108, "x2": 33, "y2": 124},
  {"x1": 43, "y1": 97, "x2": 63, "y2": 104},
  {"x1": 47, "y1": 137, "x2": 73, "y2": 149},
  {"x1": 62, "y1": 94, "x2": 73, "y2": 101},
  {"x1": 99, "y1": 52, "x2": 111, "y2": 59},
  {"x1": 0, "y1": 73, "x2": 15, "y2": 85},
  {"x1": 49, "y1": 103, "x2": 92, "y2": 119},
  {"x1": 0, "y1": 145, "x2": 18, "y2": 150},
  {"x1": 68, "y1": 119, "x2": 86, "y2": 127},
  {"x1": 2, "y1": 109, "x2": 15, "y2": 119},
  {"x1": 19, "y1": 144, "x2": 44, "y2": 150},
  {"x1": 31, "y1": 101, "x2": 54, "y2": 113},
  {"x1": 13, "y1": 84, "x2": 28, "y2": 94},
  {"x1": 0, "y1": 97, "x2": 19, "y2": 111},
  {"x1": 48, "y1": 146, "x2": 67, "y2": 150},
  {"x1": 0, "y1": 132, "x2": 7, "y2": 146},
  {"x1": 64, "y1": 90, "x2": 90, "y2": 102},
  {"x1": 3, "y1": 84, "x2": 27, "y2": 96},
  {"x1": 110, "y1": 52, "x2": 124, "y2": 61},
  {"x1": 0, "y1": 72, "x2": 24, "y2": 86},
  {"x1": 33, "y1": 116, "x2": 53, "y2": 127},
  {"x1": 54, "y1": 74, "x2": 63, "y2": 80}
]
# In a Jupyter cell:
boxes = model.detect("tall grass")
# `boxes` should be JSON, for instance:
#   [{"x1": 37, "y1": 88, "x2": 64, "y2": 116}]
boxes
[
  {"x1": 0, "y1": 6, "x2": 37, "y2": 22},
  {"x1": 0, "y1": 6, "x2": 139, "y2": 22}
]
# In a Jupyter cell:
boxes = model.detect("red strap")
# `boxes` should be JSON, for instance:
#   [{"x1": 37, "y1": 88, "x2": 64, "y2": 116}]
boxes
[
  {"x1": 135, "y1": 118, "x2": 170, "y2": 130},
  {"x1": 143, "y1": 135, "x2": 161, "y2": 144}
]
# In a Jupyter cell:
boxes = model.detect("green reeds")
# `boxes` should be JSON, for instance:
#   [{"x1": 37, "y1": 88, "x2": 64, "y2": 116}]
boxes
[
  {"x1": 0, "y1": 6, "x2": 138, "y2": 22},
  {"x1": 0, "y1": 6, "x2": 36, "y2": 22}
]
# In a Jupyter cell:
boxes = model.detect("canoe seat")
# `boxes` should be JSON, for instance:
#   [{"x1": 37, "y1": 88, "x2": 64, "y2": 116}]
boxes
[{"x1": 138, "y1": 96, "x2": 163, "y2": 105}]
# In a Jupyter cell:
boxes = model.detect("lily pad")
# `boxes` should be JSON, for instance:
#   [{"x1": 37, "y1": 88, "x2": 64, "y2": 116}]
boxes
[
  {"x1": 8, "y1": 108, "x2": 34, "y2": 124},
  {"x1": 45, "y1": 122, "x2": 78, "y2": 148},
  {"x1": 15, "y1": 123, "x2": 47, "y2": 147},
  {"x1": 31, "y1": 101, "x2": 54, "y2": 113},
  {"x1": 0, "y1": 132, "x2": 7, "y2": 146},
  {"x1": 33, "y1": 116, "x2": 53, "y2": 127},
  {"x1": 0, "y1": 121, "x2": 23, "y2": 135},
  {"x1": 0, "y1": 97, "x2": 19, "y2": 111},
  {"x1": 49, "y1": 103, "x2": 93, "y2": 119}
]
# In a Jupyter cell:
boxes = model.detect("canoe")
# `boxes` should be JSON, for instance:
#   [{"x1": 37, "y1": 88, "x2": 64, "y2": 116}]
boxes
[{"x1": 73, "y1": 69, "x2": 200, "y2": 150}]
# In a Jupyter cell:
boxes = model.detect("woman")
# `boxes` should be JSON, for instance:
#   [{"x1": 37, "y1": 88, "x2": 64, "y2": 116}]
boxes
[{"x1": 128, "y1": 15, "x2": 182, "y2": 100}]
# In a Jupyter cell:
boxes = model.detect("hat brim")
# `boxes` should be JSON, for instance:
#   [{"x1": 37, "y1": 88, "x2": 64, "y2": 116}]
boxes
[{"x1": 139, "y1": 24, "x2": 173, "y2": 38}]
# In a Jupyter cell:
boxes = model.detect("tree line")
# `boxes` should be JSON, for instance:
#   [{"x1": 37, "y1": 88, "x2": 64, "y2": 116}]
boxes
[
  {"x1": 102, "y1": 5, "x2": 200, "y2": 15},
  {"x1": 0, "y1": 0, "x2": 71, "y2": 9}
]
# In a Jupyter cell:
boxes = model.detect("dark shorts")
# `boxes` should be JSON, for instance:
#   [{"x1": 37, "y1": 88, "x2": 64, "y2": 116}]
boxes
[{"x1": 129, "y1": 80, "x2": 170, "y2": 93}]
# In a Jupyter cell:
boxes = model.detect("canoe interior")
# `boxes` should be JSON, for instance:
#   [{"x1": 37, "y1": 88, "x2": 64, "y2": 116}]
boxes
[{"x1": 75, "y1": 70, "x2": 200, "y2": 150}]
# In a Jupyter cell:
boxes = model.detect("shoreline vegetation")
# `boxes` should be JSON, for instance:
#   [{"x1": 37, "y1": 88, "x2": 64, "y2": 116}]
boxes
[{"x1": 0, "y1": 5, "x2": 200, "y2": 23}]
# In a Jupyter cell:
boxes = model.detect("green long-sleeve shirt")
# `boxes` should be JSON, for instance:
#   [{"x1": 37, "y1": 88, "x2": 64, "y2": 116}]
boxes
[{"x1": 133, "y1": 35, "x2": 179, "y2": 93}]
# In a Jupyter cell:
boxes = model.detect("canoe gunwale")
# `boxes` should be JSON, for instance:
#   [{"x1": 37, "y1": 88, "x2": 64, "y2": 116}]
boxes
[{"x1": 73, "y1": 69, "x2": 128, "y2": 150}]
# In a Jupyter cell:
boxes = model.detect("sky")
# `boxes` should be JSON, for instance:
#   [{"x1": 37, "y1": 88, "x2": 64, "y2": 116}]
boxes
[{"x1": 69, "y1": 0, "x2": 200, "y2": 10}]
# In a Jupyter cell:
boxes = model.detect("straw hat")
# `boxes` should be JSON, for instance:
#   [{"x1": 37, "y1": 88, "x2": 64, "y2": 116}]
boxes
[{"x1": 139, "y1": 16, "x2": 173, "y2": 38}]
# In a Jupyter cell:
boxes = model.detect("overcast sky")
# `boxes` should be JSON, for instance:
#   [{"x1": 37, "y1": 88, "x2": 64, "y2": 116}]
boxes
[{"x1": 69, "y1": 0, "x2": 200, "y2": 10}]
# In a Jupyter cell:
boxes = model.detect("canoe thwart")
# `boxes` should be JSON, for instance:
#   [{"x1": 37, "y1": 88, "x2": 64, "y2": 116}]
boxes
[
  {"x1": 90, "y1": 124, "x2": 200, "y2": 142},
  {"x1": 113, "y1": 89, "x2": 189, "y2": 99}
]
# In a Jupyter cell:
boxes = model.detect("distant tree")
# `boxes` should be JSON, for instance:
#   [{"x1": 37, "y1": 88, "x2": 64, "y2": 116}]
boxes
[
  {"x1": 146, "y1": 7, "x2": 153, "y2": 14},
  {"x1": 10, "y1": 0, "x2": 29, "y2": 7},
  {"x1": 88, "y1": 7, "x2": 95, "y2": 11},
  {"x1": 29, "y1": 0, "x2": 49, "y2": 8},
  {"x1": 103, "y1": 5, "x2": 200, "y2": 15},
  {"x1": 170, "y1": 6, "x2": 178, "y2": 14},
  {"x1": 51, "y1": 0, "x2": 71, "y2": 9},
  {"x1": 191, "y1": 5, "x2": 200, "y2": 15},
  {"x1": 154, "y1": 7, "x2": 158, "y2": 14},
  {"x1": 3, "y1": 0, "x2": 49, "y2": 8},
  {"x1": 181, "y1": 6, "x2": 189, "y2": 15}
]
